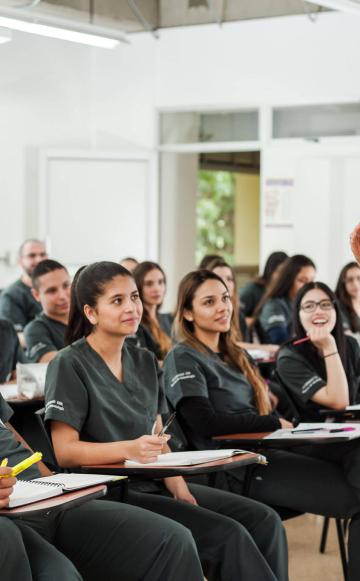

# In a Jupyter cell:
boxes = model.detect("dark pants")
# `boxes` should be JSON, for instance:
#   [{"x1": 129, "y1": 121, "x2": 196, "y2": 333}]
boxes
[
  {"x1": 127, "y1": 482, "x2": 289, "y2": 581},
  {"x1": 8, "y1": 500, "x2": 203, "y2": 581},
  {"x1": 245, "y1": 441, "x2": 360, "y2": 581}
]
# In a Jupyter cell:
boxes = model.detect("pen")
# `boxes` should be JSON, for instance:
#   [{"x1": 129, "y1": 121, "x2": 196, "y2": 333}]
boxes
[
  {"x1": 158, "y1": 412, "x2": 176, "y2": 437},
  {"x1": 0, "y1": 452, "x2": 42, "y2": 479},
  {"x1": 292, "y1": 337, "x2": 310, "y2": 346},
  {"x1": 328, "y1": 427, "x2": 355, "y2": 433},
  {"x1": 291, "y1": 428, "x2": 326, "y2": 433}
]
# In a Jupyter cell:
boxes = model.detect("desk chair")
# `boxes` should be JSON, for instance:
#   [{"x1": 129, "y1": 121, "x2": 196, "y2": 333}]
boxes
[{"x1": 34, "y1": 408, "x2": 63, "y2": 472}]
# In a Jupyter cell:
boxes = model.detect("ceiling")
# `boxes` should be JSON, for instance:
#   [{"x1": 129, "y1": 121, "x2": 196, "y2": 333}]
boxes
[{"x1": 3, "y1": 1, "x2": 329, "y2": 34}]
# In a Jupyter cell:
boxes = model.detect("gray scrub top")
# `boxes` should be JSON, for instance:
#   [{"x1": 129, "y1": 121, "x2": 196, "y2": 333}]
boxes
[
  {"x1": 163, "y1": 342, "x2": 256, "y2": 414},
  {"x1": 0, "y1": 319, "x2": 27, "y2": 383},
  {"x1": 44, "y1": 337, "x2": 168, "y2": 443},
  {"x1": 259, "y1": 297, "x2": 293, "y2": 337},
  {"x1": 24, "y1": 313, "x2": 66, "y2": 362},
  {"x1": 0, "y1": 279, "x2": 42, "y2": 332},
  {"x1": 0, "y1": 394, "x2": 41, "y2": 480}
]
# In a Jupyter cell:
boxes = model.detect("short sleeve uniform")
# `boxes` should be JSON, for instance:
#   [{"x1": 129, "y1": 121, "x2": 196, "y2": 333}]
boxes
[
  {"x1": 339, "y1": 304, "x2": 360, "y2": 347},
  {"x1": 45, "y1": 338, "x2": 167, "y2": 443},
  {"x1": 24, "y1": 313, "x2": 66, "y2": 362},
  {"x1": 0, "y1": 279, "x2": 42, "y2": 332},
  {"x1": 259, "y1": 297, "x2": 293, "y2": 343},
  {"x1": 0, "y1": 394, "x2": 41, "y2": 479},
  {"x1": 277, "y1": 336, "x2": 360, "y2": 421},
  {"x1": 239, "y1": 281, "x2": 264, "y2": 317},
  {"x1": 164, "y1": 343, "x2": 256, "y2": 414},
  {"x1": 0, "y1": 319, "x2": 27, "y2": 382}
]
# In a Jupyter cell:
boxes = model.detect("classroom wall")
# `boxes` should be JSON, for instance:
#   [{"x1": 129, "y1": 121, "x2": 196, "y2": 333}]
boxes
[
  {"x1": 234, "y1": 173, "x2": 260, "y2": 267},
  {"x1": 1, "y1": 11, "x2": 360, "y2": 295}
]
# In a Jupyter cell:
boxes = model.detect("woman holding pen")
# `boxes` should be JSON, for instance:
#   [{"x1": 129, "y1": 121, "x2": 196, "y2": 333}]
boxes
[
  {"x1": 276, "y1": 281, "x2": 360, "y2": 422},
  {"x1": 44, "y1": 261, "x2": 288, "y2": 581},
  {"x1": 163, "y1": 269, "x2": 360, "y2": 581}
]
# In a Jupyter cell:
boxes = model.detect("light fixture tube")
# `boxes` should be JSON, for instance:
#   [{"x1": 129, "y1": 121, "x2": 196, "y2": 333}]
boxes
[
  {"x1": 0, "y1": 11, "x2": 127, "y2": 49},
  {"x1": 304, "y1": 0, "x2": 360, "y2": 15}
]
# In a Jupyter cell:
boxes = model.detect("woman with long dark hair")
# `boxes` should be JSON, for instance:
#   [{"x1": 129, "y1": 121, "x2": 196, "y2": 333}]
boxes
[
  {"x1": 276, "y1": 281, "x2": 360, "y2": 422},
  {"x1": 207, "y1": 257, "x2": 279, "y2": 355},
  {"x1": 133, "y1": 261, "x2": 173, "y2": 360},
  {"x1": 255, "y1": 255, "x2": 316, "y2": 344},
  {"x1": 163, "y1": 269, "x2": 360, "y2": 581},
  {"x1": 45, "y1": 261, "x2": 288, "y2": 581},
  {"x1": 335, "y1": 262, "x2": 360, "y2": 345},
  {"x1": 240, "y1": 251, "x2": 288, "y2": 323}
]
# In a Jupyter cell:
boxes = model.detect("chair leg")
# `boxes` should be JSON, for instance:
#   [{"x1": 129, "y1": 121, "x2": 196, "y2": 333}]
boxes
[
  {"x1": 320, "y1": 517, "x2": 330, "y2": 553},
  {"x1": 335, "y1": 518, "x2": 348, "y2": 581}
]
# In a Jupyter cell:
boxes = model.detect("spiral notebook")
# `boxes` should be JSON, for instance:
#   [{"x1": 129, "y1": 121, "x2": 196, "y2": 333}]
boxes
[{"x1": 9, "y1": 474, "x2": 124, "y2": 508}]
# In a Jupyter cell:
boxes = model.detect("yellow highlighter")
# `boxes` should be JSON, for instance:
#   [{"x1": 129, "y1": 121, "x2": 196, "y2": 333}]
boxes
[
  {"x1": 0, "y1": 458, "x2": 8, "y2": 467},
  {"x1": 0, "y1": 452, "x2": 42, "y2": 479}
]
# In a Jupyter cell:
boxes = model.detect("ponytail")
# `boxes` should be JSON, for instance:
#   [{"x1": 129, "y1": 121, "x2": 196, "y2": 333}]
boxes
[{"x1": 65, "y1": 261, "x2": 132, "y2": 346}]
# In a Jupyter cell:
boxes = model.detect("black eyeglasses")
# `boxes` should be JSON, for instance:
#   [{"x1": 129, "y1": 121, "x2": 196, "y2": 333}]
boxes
[{"x1": 300, "y1": 299, "x2": 335, "y2": 314}]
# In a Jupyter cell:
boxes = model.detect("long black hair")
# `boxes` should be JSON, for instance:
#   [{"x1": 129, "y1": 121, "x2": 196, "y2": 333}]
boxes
[
  {"x1": 257, "y1": 251, "x2": 288, "y2": 287},
  {"x1": 291, "y1": 281, "x2": 348, "y2": 374},
  {"x1": 335, "y1": 262, "x2": 360, "y2": 334},
  {"x1": 65, "y1": 261, "x2": 132, "y2": 345},
  {"x1": 253, "y1": 254, "x2": 316, "y2": 322}
]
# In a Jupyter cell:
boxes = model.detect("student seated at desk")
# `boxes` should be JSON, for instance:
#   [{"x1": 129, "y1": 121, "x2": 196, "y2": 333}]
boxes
[
  {"x1": 255, "y1": 255, "x2": 316, "y2": 344},
  {"x1": 24, "y1": 260, "x2": 70, "y2": 363},
  {"x1": 276, "y1": 281, "x2": 360, "y2": 422},
  {"x1": 45, "y1": 261, "x2": 288, "y2": 581},
  {"x1": 163, "y1": 269, "x2": 360, "y2": 581},
  {"x1": 0, "y1": 319, "x2": 27, "y2": 383},
  {"x1": 240, "y1": 251, "x2": 288, "y2": 326},
  {"x1": 207, "y1": 258, "x2": 279, "y2": 356},
  {"x1": 133, "y1": 261, "x2": 173, "y2": 361},
  {"x1": 0, "y1": 239, "x2": 47, "y2": 347},
  {"x1": 335, "y1": 262, "x2": 360, "y2": 346},
  {"x1": 0, "y1": 393, "x2": 204, "y2": 581}
]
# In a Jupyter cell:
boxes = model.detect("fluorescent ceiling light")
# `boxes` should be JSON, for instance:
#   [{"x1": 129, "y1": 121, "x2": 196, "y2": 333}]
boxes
[
  {"x1": 0, "y1": 10, "x2": 127, "y2": 49},
  {"x1": 0, "y1": 26, "x2": 12, "y2": 44},
  {"x1": 304, "y1": 0, "x2": 360, "y2": 15}
]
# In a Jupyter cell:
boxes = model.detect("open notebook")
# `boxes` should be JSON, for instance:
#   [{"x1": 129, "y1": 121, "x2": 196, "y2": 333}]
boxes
[
  {"x1": 9, "y1": 473, "x2": 124, "y2": 508},
  {"x1": 125, "y1": 449, "x2": 263, "y2": 467}
]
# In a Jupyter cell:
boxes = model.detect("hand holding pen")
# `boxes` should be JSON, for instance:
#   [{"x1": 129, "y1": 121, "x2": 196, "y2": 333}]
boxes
[{"x1": 0, "y1": 460, "x2": 16, "y2": 509}]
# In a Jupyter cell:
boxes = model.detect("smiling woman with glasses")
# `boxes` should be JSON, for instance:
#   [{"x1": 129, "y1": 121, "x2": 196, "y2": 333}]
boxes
[{"x1": 276, "y1": 281, "x2": 360, "y2": 422}]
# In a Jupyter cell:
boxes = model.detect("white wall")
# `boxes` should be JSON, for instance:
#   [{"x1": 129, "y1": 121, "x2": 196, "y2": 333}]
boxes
[{"x1": 1, "y1": 11, "x2": 360, "y2": 294}]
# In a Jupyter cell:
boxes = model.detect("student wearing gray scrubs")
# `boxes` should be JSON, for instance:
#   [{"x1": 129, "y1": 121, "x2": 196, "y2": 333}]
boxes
[
  {"x1": 45, "y1": 261, "x2": 289, "y2": 581},
  {"x1": 0, "y1": 240, "x2": 47, "y2": 337},
  {"x1": 24, "y1": 260, "x2": 70, "y2": 362},
  {"x1": 277, "y1": 282, "x2": 360, "y2": 422},
  {"x1": 0, "y1": 394, "x2": 204, "y2": 581},
  {"x1": 133, "y1": 261, "x2": 174, "y2": 361},
  {"x1": 0, "y1": 319, "x2": 27, "y2": 382},
  {"x1": 163, "y1": 269, "x2": 360, "y2": 581},
  {"x1": 255, "y1": 255, "x2": 316, "y2": 344}
]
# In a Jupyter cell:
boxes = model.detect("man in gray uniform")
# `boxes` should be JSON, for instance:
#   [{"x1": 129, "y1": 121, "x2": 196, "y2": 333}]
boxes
[
  {"x1": 24, "y1": 260, "x2": 70, "y2": 362},
  {"x1": 0, "y1": 239, "x2": 47, "y2": 347}
]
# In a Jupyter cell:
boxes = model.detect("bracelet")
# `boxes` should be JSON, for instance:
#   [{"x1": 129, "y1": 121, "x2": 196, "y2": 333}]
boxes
[{"x1": 323, "y1": 351, "x2": 338, "y2": 359}]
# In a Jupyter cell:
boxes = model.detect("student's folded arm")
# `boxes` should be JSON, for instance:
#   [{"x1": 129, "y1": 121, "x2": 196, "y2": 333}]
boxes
[
  {"x1": 177, "y1": 396, "x2": 281, "y2": 438},
  {"x1": 50, "y1": 421, "x2": 165, "y2": 468}
]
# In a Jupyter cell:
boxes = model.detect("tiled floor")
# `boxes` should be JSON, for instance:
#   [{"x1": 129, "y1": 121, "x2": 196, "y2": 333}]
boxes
[{"x1": 285, "y1": 514, "x2": 344, "y2": 581}]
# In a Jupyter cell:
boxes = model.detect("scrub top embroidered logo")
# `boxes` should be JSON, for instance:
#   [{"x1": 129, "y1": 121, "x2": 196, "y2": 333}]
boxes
[
  {"x1": 300, "y1": 376, "x2": 323, "y2": 394},
  {"x1": 170, "y1": 371, "x2": 196, "y2": 388},
  {"x1": 45, "y1": 399, "x2": 65, "y2": 412}
]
